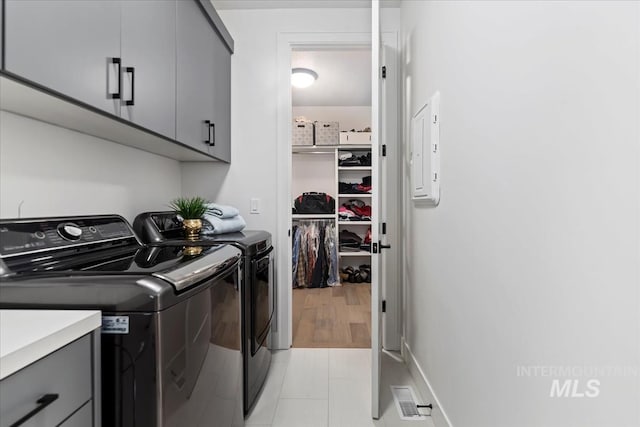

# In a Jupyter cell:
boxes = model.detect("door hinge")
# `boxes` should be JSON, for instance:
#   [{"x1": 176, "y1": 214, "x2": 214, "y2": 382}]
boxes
[
  {"x1": 381, "y1": 66, "x2": 387, "y2": 79},
  {"x1": 382, "y1": 300, "x2": 387, "y2": 313},
  {"x1": 382, "y1": 222, "x2": 387, "y2": 235},
  {"x1": 372, "y1": 242, "x2": 378, "y2": 254},
  {"x1": 382, "y1": 144, "x2": 387, "y2": 157}
]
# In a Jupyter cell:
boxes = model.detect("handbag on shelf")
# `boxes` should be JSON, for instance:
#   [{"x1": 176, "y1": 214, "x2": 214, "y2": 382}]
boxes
[{"x1": 293, "y1": 192, "x2": 335, "y2": 214}]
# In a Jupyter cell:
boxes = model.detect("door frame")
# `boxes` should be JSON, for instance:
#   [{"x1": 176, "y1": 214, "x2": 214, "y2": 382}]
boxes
[
  {"x1": 274, "y1": 31, "x2": 400, "y2": 349},
  {"x1": 274, "y1": 28, "x2": 400, "y2": 419},
  {"x1": 274, "y1": 31, "x2": 373, "y2": 350}
]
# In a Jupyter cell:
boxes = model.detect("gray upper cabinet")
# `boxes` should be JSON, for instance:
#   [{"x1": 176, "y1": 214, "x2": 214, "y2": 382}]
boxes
[
  {"x1": 2, "y1": 0, "x2": 232, "y2": 162},
  {"x1": 177, "y1": 0, "x2": 232, "y2": 162},
  {"x1": 4, "y1": 0, "x2": 122, "y2": 115},
  {"x1": 120, "y1": 0, "x2": 176, "y2": 139},
  {"x1": 210, "y1": 30, "x2": 232, "y2": 162},
  {"x1": 176, "y1": 0, "x2": 217, "y2": 155}
]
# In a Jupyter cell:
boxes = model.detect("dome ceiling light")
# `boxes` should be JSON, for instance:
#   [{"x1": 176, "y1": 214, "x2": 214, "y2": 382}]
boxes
[{"x1": 291, "y1": 68, "x2": 318, "y2": 89}]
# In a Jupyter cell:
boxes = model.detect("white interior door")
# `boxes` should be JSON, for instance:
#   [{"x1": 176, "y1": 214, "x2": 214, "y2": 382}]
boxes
[
  {"x1": 381, "y1": 43, "x2": 400, "y2": 351},
  {"x1": 371, "y1": 0, "x2": 382, "y2": 419}
]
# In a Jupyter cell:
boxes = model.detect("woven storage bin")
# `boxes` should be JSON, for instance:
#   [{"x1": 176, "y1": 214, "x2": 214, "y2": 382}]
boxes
[
  {"x1": 292, "y1": 122, "x2": 314, "y2": 146},
  {"x1": 314, "y1": 121, "x2": 339, "y2": 145}
]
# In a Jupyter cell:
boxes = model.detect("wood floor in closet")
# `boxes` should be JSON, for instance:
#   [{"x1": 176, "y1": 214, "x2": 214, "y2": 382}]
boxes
[{"x1": 291, "y1": 283, "x2": 371, "y2": 348}]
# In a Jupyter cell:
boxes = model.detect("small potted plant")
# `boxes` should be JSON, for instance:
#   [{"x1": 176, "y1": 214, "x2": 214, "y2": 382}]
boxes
[{"x1": 169, "y1": 196, "x2": 211, "y2": 241}]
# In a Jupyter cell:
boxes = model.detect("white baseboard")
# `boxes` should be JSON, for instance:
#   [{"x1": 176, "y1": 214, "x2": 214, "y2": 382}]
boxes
[{"x1": 401, "y1": 337, "x2": 454, "y2": 427}]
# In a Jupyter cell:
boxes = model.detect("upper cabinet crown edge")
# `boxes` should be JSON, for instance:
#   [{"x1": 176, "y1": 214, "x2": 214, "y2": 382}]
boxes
[{"x1": 197, "y1": 0, "x2": 234, "y2": 54}]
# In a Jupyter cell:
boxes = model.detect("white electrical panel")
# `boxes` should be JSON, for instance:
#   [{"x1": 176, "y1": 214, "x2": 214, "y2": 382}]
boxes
[{"x1": 411, "y1": 91, "x2": 440, "y2": 205}]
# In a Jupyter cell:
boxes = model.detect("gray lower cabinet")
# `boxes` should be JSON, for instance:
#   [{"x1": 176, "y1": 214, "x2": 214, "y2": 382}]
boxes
[
  {"x1": 59, "y1": 402, "x2": 93, "y2": 427},
  {"x1": 4, "y1": 0, "x2": 121, "y2": 115},
  {"x1": 177, "y1": 0, "x2": 232, "y2": 162},
  {"x1": 0, "y1": 333, "x2": 100, "y2": 427},
  {"x1": 120, "y1": 0, "x2": 176, "y2": 140}
]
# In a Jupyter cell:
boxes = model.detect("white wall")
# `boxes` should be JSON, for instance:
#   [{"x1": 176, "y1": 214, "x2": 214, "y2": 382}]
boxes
[
  {"x1": 292, "y1": 153, "x2": 335, "y2": 200},
  {"x1": 400, "y1": 2, "x2": 640, "y2": 427},
  {"x1": 181, "y1": 6, "x2": 400, "y2": 237},
  {"x1": 0, "y1": 111, "x2": 182, "y2": 222}
]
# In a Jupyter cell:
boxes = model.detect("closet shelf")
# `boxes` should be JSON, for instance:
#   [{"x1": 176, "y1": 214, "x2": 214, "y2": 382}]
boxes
[
  {"x1": 338, "y1": 221, "x2": 372, "y2": 225},
  {"x1": 339, "y1": 251, "x2": 372, "y2": 257},
  {"x1": 292, "y1": 214, "x2": 335, "y2": 219},
  {"x1": 338, "y1": 193, "x2": 371, "y2": 198},
  {"x1": 292, "y1": 145, "x2": 336, "y2": 154},
  {"x1": 338, "y1": 166, "x2": 372, "y2": 171}
]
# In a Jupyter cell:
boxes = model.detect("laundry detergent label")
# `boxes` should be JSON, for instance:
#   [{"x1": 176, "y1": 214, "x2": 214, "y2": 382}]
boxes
[{"x1": 102, "y1": 316, "x2": 130, "y2": 334}]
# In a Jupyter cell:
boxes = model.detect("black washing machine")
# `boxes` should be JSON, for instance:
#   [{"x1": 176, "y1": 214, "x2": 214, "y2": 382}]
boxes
[
  {"x1": 0, "y1": 215, "x2": 244, "y2": 427},
  {"x1": 133, "y1": 212, "x2": 274, "y2": 415}
]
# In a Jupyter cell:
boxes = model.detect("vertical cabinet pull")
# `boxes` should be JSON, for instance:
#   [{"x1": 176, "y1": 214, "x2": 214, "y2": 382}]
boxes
[
  {"x1": 204, "y1": 120, "x2": 211, "y2": 145},
  {"x1": 204, "y1": 120, "x2": 215, "y2": 146},
  {"x1": 124, "y1": 67, "x2": 135, "y2": 106},
  {"x1": 108, "y1": 58, "x2": 121, "y2": 99},
  {"x1": 209, "y1": 122, "x2": 215, "y2": 147},
  {"x1": 9, "y1": 393, "x2": 59, "y2": 427}
]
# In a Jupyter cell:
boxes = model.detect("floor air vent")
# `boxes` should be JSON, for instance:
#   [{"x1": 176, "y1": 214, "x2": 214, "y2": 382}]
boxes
[{"x1": 390, "y1": 385, "x2": 429, "y2": 421}]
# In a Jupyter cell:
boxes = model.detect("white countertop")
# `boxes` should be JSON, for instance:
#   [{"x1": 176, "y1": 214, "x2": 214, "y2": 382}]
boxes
[{"x1": 0, "y1": 310, "x2": 101, "y2": 380}]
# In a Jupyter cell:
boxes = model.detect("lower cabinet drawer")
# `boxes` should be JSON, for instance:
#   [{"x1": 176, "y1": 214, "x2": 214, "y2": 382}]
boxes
[
  {"x1": 0, "y1": 334, "x2": 92, "y2": 427},
  {"x1": 59, "y1": 401, "x2": 93, "y2": 427}
]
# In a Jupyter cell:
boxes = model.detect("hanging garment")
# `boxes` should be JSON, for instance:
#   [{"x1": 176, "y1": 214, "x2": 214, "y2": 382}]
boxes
[
  {"x1": 325, "y1": 222, "x2": 339, "y2": 286},
  {"x1": 292, "y1": 226, "x2": 302, "y2": 287},
  {"x1": 291, "y1": 221, "x2": 339, "y2": 288}
]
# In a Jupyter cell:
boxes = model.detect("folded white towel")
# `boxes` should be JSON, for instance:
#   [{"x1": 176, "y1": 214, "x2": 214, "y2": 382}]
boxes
[
  {"x1": 206, "y1": 203, "x2": 239, "y2": 219},
  {"x1": 201, "y1": 214, "x2": 246, "y2": 235}
]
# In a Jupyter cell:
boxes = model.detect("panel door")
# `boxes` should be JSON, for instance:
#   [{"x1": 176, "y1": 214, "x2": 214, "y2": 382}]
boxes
[
  {"x1": 381, "y1": 44, "x2": 401, "y2": 351},
  {"x1": 120, "y1": 0, "x2": 176, "y2": 139},
  {"x1": 210, "y1": 34, "x2": 232, "y2": 163},
  {"x1": 4, "y1": 0, "x2": 121, "y2": 115},
  {"x1": 176, "y1": 0, "x2": 216, "y2": 155}
]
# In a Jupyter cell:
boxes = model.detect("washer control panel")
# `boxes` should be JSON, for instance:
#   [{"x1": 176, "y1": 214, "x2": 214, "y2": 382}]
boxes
[{"x1": 0, "y1": 216, "x2": 136, "y2": 257}]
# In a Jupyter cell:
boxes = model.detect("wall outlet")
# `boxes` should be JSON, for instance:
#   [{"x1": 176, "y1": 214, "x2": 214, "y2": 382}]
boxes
[{"x1": 250, "y1": 198, "x2": 260, "y2": 214}]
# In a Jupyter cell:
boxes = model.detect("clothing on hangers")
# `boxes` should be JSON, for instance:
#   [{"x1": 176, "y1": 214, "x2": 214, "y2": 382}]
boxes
[{"x1": 292, "y1": 220, "x2": 338, "y2": 288}]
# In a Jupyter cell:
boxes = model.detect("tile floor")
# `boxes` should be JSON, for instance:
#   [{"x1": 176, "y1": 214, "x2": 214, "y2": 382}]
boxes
[{"x1": 245, "y1": 348, "x2": 436, "y2": 427}]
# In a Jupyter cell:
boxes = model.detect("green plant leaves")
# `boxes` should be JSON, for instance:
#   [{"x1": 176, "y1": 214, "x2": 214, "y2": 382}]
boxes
[{"x1": 168, "y1": 196, "x2": 212, "y2": 219}]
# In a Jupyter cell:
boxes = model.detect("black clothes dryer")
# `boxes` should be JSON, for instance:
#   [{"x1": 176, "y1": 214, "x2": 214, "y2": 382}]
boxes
[{"x1": 133, "y1": 212, "x2": 274, "y2": 415}]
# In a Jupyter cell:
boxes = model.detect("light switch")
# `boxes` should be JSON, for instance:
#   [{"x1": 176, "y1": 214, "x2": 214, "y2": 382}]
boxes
[{"x1": 250, "y1": 198, "x2": 260, "y2": 214}]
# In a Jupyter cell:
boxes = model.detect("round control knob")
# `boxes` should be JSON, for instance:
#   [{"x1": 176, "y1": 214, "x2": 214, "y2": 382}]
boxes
[
  {"x1": 57, "y1": 223, "x2": 83, "y2": 241},
  {"x1": 34, "y1": 231, "x2": 46, "y2": 240}
]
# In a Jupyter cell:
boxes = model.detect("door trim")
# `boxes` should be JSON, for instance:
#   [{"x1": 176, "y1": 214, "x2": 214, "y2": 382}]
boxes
[{"x1": 275, "y1": 32, "x2": 372, "y2": 351}]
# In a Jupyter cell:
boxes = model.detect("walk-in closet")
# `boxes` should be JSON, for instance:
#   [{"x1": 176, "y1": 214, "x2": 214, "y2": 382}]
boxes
[{"x1": 290, "y1": 48, "x2": 373, "y2": 348}]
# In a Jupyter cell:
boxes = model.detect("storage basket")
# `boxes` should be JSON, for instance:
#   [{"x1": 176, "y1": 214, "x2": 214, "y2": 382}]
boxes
[
  {"x1": 292, "y1": 122, "x2": 314, "y2": 146},
  {"x1": 314, "y1": 121, "x2": 339, "y2": 146}
]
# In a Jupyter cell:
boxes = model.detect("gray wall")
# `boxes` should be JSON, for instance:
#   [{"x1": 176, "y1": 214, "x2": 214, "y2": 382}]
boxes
[{"x1": 400, "y1": 1, "x2": 639, "y2": 426}]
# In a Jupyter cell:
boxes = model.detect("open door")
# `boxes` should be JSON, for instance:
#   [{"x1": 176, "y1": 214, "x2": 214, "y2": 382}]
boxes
[{"x1": 371, "y1": 0, "x2": 382, "y2": 419}]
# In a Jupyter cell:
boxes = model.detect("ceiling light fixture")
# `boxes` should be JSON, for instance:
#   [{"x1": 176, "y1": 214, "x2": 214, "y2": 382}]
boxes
[{"x1": 291, "y1": 68, "x2": 318, "y2": 88}]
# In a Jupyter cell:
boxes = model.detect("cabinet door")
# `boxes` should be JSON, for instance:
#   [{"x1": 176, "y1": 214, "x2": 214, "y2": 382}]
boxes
[
  {"x1": 176, "y1": 0, "x2": 216, "y2": 155},
  {"x1": 4, "y1": 0, "x2": 121, "y2": 115},
  {"x1": 120, "y1": 0, "x2": 176, "y2": 139},
  {"x1": 210, "y1": 34, "x2": 232, "y2": 162}
]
